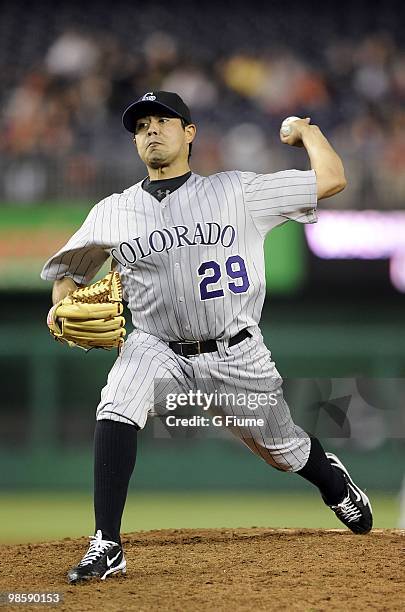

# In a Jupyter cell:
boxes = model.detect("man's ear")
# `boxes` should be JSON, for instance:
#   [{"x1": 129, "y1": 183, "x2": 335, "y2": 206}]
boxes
[{"x1": 185, "y1": 123, "x2": 197, "y2": 144}]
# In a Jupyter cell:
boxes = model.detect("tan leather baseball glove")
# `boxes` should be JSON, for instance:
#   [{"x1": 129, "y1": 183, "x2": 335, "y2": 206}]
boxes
[{"x1": 47, "y1": 271, "x2": 126, "y2": 351}]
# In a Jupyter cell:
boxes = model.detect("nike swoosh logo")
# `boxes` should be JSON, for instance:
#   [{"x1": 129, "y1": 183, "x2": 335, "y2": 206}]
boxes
[
  {"x1": 106, "y1": 551, "x2": 121, "y2": 567},
  {"x1": 348, "y1": 482, "x2": 363, "y2": 503}
]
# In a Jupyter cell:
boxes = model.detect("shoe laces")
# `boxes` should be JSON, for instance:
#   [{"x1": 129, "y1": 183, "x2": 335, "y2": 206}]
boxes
[
  {"x1": 331, "y1": 493, "x2": 362, "y2": 523},
  {"x1": 78, "y1": 530, "x2": 117, "y2": 566}
]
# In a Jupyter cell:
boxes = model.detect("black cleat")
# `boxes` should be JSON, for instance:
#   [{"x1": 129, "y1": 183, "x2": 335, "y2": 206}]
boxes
[
  {"x1": 325, "y1": 452, "x2": 373, "y2": 535},
  {"x1": 67, "y1": 530, "x2": 126, "y2": 583}
]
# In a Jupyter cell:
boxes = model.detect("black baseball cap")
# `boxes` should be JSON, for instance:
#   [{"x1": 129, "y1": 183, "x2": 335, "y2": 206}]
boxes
[{"x1": 122, "y1": 91, "x2": 192, "y2": 133}]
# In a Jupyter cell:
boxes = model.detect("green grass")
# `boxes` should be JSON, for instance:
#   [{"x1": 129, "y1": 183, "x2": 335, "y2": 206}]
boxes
[{"x1": 0, "y1": 491, "x2": 401, "y2": 544}]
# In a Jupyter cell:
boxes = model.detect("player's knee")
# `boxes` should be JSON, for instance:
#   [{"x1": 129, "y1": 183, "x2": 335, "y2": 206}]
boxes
[{"x1": 263, "y1": 442, "x2": 311, "y2": 473}]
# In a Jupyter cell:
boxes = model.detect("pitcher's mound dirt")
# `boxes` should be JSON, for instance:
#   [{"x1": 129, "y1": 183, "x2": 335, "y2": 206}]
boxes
[{"x1": 1, "y1": 528, "x2": 403, "y2": 611}]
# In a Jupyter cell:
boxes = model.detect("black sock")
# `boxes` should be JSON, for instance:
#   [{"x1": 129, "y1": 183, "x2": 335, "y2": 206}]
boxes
[
  {"x1": 297, "y1": 437, "x2": 347, "y2": 505},
  {"x1": 94, "y1": 419, "x2": 138, "y2": 545}
]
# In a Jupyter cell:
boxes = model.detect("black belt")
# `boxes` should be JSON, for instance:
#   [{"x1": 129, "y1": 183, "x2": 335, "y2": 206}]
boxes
[{"x1": 169, "y1": 328, "x2": 251, "y2": 357}]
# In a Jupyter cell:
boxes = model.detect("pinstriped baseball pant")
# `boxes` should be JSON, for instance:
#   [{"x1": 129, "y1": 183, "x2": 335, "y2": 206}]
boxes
[{"x1": 96, "y1": 327, "x2": 311, "y2": 472}]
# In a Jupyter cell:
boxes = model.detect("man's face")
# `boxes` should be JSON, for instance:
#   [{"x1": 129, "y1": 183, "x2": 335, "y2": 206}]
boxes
[{"x1": 133, "y1": 114, "x2": 195, "y2": 169}]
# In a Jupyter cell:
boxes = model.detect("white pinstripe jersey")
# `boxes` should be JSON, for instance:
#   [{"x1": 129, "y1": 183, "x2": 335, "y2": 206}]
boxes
[{"x1": 41, "y1": 170, "x2": 317, "y2": 342}]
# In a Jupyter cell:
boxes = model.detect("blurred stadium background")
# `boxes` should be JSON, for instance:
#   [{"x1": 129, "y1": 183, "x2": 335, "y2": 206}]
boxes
[{"x1": 1, "y1": 0, "x2": 404, "y2": 543}]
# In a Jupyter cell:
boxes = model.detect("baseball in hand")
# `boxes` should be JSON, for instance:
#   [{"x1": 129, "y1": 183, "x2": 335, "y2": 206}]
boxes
[{"x1": 280, "y1": 116, "x2": 301, "y2": 136}]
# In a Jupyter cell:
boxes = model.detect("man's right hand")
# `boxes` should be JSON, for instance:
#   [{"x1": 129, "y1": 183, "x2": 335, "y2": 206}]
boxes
[{"x1": 279, "y1": 117, "x2": 311, "y2": 147}]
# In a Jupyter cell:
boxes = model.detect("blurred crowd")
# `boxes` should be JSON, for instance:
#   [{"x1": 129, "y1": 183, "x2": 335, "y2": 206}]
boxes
[{"x1": 1, "y1": 4, "x2": 404, "y2": 208}]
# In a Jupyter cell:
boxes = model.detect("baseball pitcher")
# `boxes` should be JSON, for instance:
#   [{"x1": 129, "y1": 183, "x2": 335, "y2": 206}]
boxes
[{"x1": 41, "y1": 91, "x2": 372, "y2": 583}]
